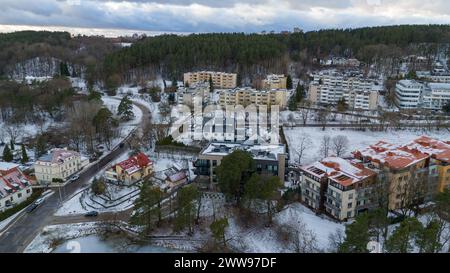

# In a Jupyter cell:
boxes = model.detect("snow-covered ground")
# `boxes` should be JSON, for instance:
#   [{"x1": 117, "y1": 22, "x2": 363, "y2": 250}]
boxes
[
  {"x1": 284, "y1": 127, "x2": 447, "y2": 165},
  {"x1": 226, "y1": 203, "x2": 344, "y2": 253},
  {"x1": 25, "y1": 222, "x2": 101, "y2": 253}
]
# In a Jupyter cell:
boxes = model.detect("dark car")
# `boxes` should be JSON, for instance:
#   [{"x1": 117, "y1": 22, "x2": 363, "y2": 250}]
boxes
[
  {"x1": 26, "y1": 203, "x2": 39, "y2": 213},
  {"x1": 84, "y1": 211, "x2": 99, "y2": 217}
]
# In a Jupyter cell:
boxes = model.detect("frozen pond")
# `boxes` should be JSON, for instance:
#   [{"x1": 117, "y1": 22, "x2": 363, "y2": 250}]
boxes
[{"x1": 52, "y1": 235, "x2": 181, "y2": 253}]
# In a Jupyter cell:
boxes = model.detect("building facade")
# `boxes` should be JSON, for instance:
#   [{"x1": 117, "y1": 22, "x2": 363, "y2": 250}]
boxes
[
  {"x1": 308, "y1": 71, "x2": 380, "y2": 110},
  {"x1": 299, "y1": 157, "x2": 377, "y2": 221},
  {"x1": 183, "y1": 71, "x2": 237, "y2": 89},
  {"x1": 0, "y1": 162, "x2": 33, "y2": 212},
  {"x1": 262, "y1": 74, "x2": 287, "y2": 89},
  {"x1": 177, "y1": 82, "x2": 210, "y2": 107},
  {"x1": 395, "y1": 80, "x2": 450, "y2": 110},
  {"x1": 194, "y1": 142, "x2": 287, "y2": 187},
  {"x1": 219, "y1": 87, "x2": 289, "y2": 109},
  {"x1": 34, "y1": 148, "x2": 88, "y2": 184}
]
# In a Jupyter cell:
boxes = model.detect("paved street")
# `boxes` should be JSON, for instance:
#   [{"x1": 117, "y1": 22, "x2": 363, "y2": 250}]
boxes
[{"x1": 0, "y1": 101, "x2": 150, "y2": 253}]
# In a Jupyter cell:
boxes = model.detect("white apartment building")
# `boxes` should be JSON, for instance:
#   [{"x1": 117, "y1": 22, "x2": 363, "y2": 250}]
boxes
[
  {"x1": 219, "y1": 87, "x2": 289, "y2": 109},
  {"x1": 34, "y1": 148, "x2": 89, "y2": 184},
  {"x1": 417, "y1": 71, "x2": 450, "y2": 83},
  {"x1": 183, "y1": 71, "x2": 237, "y2": 89},
  {"x1": 308, "y1": 71, "x2": 380, "y2": 110},
  {"x1": 395, "y1": 80, "x2": 424, "y2": 109},
  {"x1": 0, "y1": 162, "x2": 33, "y2": 212},
  {"x1": 395, "y1": 80, "x2": 450, "y2": 110}
]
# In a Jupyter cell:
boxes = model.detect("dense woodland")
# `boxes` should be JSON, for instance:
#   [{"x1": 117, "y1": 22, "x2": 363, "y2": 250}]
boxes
[{"x1": 103, "y1": 25, "x2": 450, "y2": 84}]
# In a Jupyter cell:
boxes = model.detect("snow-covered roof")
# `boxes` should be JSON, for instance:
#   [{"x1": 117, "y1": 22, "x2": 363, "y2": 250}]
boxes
[
  {"x1": 115, "y1": 152, "x2": 153, "y2": 175},
  {"x1": 0, "y1": 162, "x2": 20, "y2": 172},
  {"x1": 36, "y1": 148, "x2": 80, "y2": 164},
  {"x1": 0, "y1": 166, "x2": 31, "y2": 199},
  {"x1": 301, "y1": 157, "x2": 376, "y2": 187},
  {"x1": 201, "y1": 142, "x2": 286, "y2": 161}
]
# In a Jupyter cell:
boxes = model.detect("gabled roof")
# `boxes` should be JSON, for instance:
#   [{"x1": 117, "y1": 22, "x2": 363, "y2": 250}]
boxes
[
  {"x1": 0, "y1": 163, "x2": 31, "y2": 199},
  {"x1": 116, "y1": 153, "x2": 153, "y2": 175},
  {"x1": 37, "y1": 148, "x2": 80, "y2": 164}
]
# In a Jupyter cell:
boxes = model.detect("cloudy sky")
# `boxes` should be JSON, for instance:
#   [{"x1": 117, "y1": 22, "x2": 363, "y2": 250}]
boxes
[{"x1": 1, "y1": 0, "x2": 450, "y2": 36}]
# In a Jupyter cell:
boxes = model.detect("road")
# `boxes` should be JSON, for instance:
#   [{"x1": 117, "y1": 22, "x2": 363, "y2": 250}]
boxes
[{"x1": 0, "y1": 100, "x2": 151, "y2": 253}]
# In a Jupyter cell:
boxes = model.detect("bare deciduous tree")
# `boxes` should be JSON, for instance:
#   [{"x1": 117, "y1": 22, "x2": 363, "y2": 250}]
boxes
[
  {"x1": 293, "y1": 134, "x2": 312, "y2": 164},
  {"x1": 320, "y1": 135, "x2": 331, "y2": 158},
  {"x1": 332, "y1": 135, "x2": 349, "y2": 157}
]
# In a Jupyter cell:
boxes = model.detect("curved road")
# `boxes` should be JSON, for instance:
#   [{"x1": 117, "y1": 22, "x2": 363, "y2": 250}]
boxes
[{"x1": 0, "y1": 100, "x2": 151, "y2": 253}]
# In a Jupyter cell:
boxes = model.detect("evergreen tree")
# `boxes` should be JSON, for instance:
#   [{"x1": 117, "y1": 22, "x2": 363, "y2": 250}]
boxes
[
  {"x1": 175, "y1": 185, "x2": 199, "y2": 233},
  {"x1": 117, "y1": 96, "x2": 134, "y2": 121},
  {"x1": 216, "y1": 150, "x2": 255, "y2": 205},
  {"x1": 91, "y1": 178, "x2": 107, "y2": 195},
  {"x1": 385, "y1": 217, "x2": 422, "y2": 253},
  {"x1": 339, "y1": 213, "x2": 371, "y2": 253},
  {"x1": 209, "y1": 76, "x2": 214, "y2": 93},
  {"x1": 210, "y1": 217, "x2": 229, "y2": 247},
  {"x1": 131, "y1": 182, "x2": 163, "y2": 234},
  {"x1": 10, "y1": 139, "x2": 15, "y2": 151},
  {"x1": 35, "y1": 134, "x2": 47, "y2": 158},
  {"x1": 2, "y1": 144, "x2": 13, "y2": 162},
  {"x1": 337, "y1": 98, "x2": 348, "y2": 112},
  {"x1": 416, "y1": 220, "x2": 442, "y2": 253},
  {"x1": 21, "y1": 144, "x2": 29, "y2": 164},
  {"x1": 286, "y1": 75, "x2": 293, "y2": 89},
  {"x1": 59, "y1": 62, "x2": 70, "y2": 77},
  {"x1": 294, "y1": 84, "x2": 305, "y2": 103}
]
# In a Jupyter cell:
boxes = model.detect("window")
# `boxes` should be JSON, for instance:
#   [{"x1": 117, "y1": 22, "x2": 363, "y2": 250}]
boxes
[
  {"x1": 17, "y1": 193, "x2": 22, "y2": 198},
  {"x1": 349, "y1": 193, "x2": 354, "y2": 200},
  {"x1": 347, "y1": 211, "x2": 352, "y2": 218},
  {"x1": 347, "y1": 202, "x2": 353, "y2": 208}
]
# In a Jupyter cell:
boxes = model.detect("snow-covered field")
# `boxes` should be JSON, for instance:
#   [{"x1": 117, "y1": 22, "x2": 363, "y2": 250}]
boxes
[{"x1": 284, "y1": 127, "x2": 448, "y2": 165}]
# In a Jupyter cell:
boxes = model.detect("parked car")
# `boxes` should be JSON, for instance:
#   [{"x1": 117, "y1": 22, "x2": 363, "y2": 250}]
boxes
[
  {"x1": 70, "y1": 175, "x2": 80, "y2": 182},
  {"x1": 26, "y1": 203, "x2": 39, "y2": 213},
  {"x1": 34, "y1": 198, "x2": 45, "y2": 206},
  {"x1": 84, "y1": 211, "x2": 99, "y2": 217}
]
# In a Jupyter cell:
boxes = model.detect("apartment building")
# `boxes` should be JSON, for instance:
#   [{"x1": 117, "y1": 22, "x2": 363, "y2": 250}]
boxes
[
  {"x1": 177, "y1": 81, "x2": 210, "y2": 107},
  {"x1": 353, "y1": 140, "x2": 440, "y2": 211},
  {"x1": 262, "y1": 74, "x2": 287, "y2": 89},
  {"x1": 194, "y1": 142, "x2": 287, "y2": 187},
  {"x1": 0, "y1": 162, "x2": 33, "y2": 212},
  {"x1": 34, "y1": 148, "x2": 89, "y2": 184},
  {"x1": 395, "y1": 80, "x2": 424, "y2": 109},
  {"x1": 308, "y1": 71, "x2": 380, "y2": 110},
  {"x1": 402, "y1": 136, "x2": 450, "y2": 192},
  {"x1": 105, "y1": 153, "x2": 154, "y2": 185},
  {"x1": 299, "y1": 157, "x2": 377, "y2": 221},
  {"x1": 183, "y1": 71, "x2": 237, "y2": 89},
  {"x1": 417, "y1": 71, "x2": 450, "y2": 83},
  {"x1": 219, "y1": 87, "x2": 289, "y2": 109},
  {"x1": 395, "y1": 80, "x2": 450, "y2": 110}
]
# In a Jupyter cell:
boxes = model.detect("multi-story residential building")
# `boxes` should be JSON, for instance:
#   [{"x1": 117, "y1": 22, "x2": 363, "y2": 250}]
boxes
[
  {"x1": 417, "y1": 71, "x2": 450, "y2": 83},
  {"x1": 34, "y1": 148, "x2": 89, "y2": 184},
  {"x1": 402, "y1": 136, "x2": 450, "y2": 192},
  {"x1": 395, "y1": 80, "x2": 450, "y2": 110},
  {"x1": 183, "y1": 71, "x2": 237, "y2": 89},
  {"x1": 105, "y1": 152, "x2": 154, "y2": 185},
  {"x1": 299, "y1": 157, "x2": 377, "y2": 221},
  {"x1": 353, "y1": 140, "x2": 440, "y2": 211},
  {"x1": 177, "y1": 82, "x2": 210, "y2": 107},
  {"x1": 395, "y1": 80, "x2": 424, "y2": 109},
  {"x1": 308, "y1": 71, "x2": 380, "y2": 110},
  {"x1": 0, "y1": 162, "x2": 33, "y2": 212},
  {"x1": 262, "y1": 74, "x2": 287, "y2": 89},
  {"x1": 219, "y1": 87, "x2": 289, "y2": 109},
  {"x1": 194, "y1": 142, "x2": 287, "y2": 187},
  {"x1": 422, "y1": 83, "x2": 450, "y2": 110}
]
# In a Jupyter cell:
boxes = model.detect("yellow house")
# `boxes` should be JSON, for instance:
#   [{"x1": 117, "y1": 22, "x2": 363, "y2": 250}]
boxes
[{"x1": 105, "y1": 153, "x2": 154, "y2": 185}]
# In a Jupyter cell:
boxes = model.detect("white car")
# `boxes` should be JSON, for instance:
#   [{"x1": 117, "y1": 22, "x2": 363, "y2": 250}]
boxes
[
  {"x1": 70, "y1": 175, "x2": 80, "y2": 182},
  {"x1": 34, "y1": 198, "x2": 45, "y2": 205}
]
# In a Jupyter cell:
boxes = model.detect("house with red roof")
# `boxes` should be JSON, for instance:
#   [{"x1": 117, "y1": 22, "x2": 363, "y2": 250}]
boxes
[
  {"x1": 105, "y1": 153, "x2": 154, "y2": 185},
  {"x1": 0, "y1": 162, "x2": 33, "y2": 212}
]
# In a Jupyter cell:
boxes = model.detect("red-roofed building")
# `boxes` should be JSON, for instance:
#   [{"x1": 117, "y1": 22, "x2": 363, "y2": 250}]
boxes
[
  {"x1": 105, "y1": 153, "x2": 154, "y2": 185},
  {"x1": 0, "y1": 162, "x2": 33, "y2": 212},
  {"x1": 299, "y1": 157, "x2": 377, "y2": 221},
  {"x1": 353, "y1": 137, "x2": 442, "y2": 211}
]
